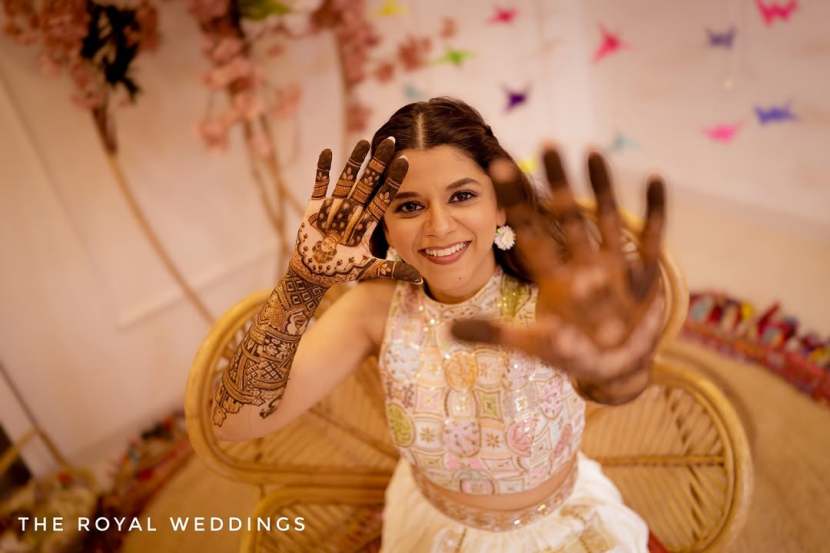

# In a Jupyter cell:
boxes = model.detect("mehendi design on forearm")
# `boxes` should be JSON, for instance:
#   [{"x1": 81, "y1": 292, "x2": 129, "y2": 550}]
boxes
[
  {"x1": 213, "y1": 138, "x2": 421, "y2": 429},
  {"x1": 212, "y1": 265, "x2": 328, "y2": 426}
]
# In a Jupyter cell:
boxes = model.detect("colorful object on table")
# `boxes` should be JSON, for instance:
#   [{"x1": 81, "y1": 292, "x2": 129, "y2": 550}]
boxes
[
  {"x1": 684, "y1": 291, "x2": 830, "y2": 405},
  {"x1": 0, "y1": 468, "x2": 97, "y2": 552},
  {"x1": 707, "y1": 26, "x2": 736, "y2": 48},
  {"x1": 755, "y1": 103, "x2": 797, "y2": 125},
  {"x1": 83, "y1": 411, "x2": 193, "y2": 551},
  {"x1": 606, "y1": 131, "x2": 638, "y2": 154},
  {"x1": 704, "y1": 122, "x2": 742, "y2": 143},
  {"x1": 756, "y1": 0, "x2": 799, "y2": 26},
  {"x1": 504, "y1": 85, "x2": 530, "y2": 111},
  {"x1": 435, "y1": 47, "x2": 474, "y2": 67},
  {"x1": 376, "y1": 0, "x2": 406, "y2": 17},
  {"x1": 488, "y1": 6, "x2": 518, "y2": 25},
  {"x1": 593, "y1": 24, "x2": 625, "y2": 63}
]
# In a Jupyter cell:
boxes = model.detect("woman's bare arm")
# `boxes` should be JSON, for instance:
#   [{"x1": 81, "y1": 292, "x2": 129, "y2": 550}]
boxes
[
  {"x1": 210, "y1": 138, "x2": 420, "y2": 441},
  {"x1": 212, "y1": 279, "x2": 394, "y2": 441}
]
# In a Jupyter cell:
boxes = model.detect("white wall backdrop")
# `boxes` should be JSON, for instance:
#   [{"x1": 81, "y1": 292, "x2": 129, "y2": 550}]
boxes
[{"x1": 0, "y1": 0, "x2": 827, "y2": 477}]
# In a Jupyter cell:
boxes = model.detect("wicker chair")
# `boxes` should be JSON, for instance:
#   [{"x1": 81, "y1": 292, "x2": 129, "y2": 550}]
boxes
[{"x1": 184, "y1": 205, "x2": 752, "y2": 552}]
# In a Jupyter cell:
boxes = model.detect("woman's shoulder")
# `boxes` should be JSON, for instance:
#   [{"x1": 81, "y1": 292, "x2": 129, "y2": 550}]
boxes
[{"x1": 349, "y1": 279, "x2": 399, "y2": 350}]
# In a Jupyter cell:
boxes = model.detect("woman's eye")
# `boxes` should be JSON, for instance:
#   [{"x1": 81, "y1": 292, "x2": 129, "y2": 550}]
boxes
[
  {"x1": 450, "y1": 190, "x2": 477, "y2": 202},
  {"x1": 395, "y1": 201, "x2": 422, "y2": 214}
]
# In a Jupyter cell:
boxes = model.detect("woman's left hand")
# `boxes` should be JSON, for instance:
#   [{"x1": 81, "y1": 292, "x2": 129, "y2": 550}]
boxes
[{"x1": 451, "y1": 145, "x2": 666, "y2": 405}]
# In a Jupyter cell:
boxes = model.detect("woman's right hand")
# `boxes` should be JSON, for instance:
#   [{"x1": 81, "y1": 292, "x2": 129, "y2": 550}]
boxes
[{"x1": 289, "y1": 137, "x2": 422, "y2": 288}]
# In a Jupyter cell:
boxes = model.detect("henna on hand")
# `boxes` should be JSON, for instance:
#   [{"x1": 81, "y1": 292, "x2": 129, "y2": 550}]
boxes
[
  {"x1": 212, "y1": 138, "x2": 423, "y2": 428},
  {"x1": 451, "y1": 146, "x2": 668, "y2": 405},
  {"x1": 212, "y1": 265, "x2": 328, "y2": 426}
]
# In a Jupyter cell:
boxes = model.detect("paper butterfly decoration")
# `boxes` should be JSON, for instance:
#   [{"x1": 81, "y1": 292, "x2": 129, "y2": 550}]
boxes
[
  {"x1": 435, "y1": 48, "x2": 474, "y2": 67},
  {"x1": 488, "y1": 6, "x2": 518, "y2": 24},
  {"x1": 756, "y1": 0, "x2": 798, "y2": 25},
  {"x1": 755, "y1": 103, "x2": 797, "y2": 124},
  {"x1": 403, "y1": 82, "x2": 427, "y2": 101},
  {"x1": 593, "y1": 25, "x2": 625, "y2": 62},
  {"x1": 517, "y1": 157, "x2": 538, "y2": 175},
  {"x1": 707, "y1": 27, "x2": 736, "y2": 48},
  {"x1": 376, "y1": 0, "x2": 407, "y2": 17},
  {"x1": 704, "y1": 123, "x2": 742, "y2": 143},
  {"x1": 504, "y1": 85, "x2": 530, "y2": 111}
]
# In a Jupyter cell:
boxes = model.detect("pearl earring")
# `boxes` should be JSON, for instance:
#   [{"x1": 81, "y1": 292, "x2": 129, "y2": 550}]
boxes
[{"x1": 494, "y1": 225, "x2": 516, "y2": 250}]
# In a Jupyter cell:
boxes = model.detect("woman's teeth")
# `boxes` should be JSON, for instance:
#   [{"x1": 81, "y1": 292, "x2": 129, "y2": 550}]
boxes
[{"x1": 423, "y1": 242, "x2": 469, "y2": 257}]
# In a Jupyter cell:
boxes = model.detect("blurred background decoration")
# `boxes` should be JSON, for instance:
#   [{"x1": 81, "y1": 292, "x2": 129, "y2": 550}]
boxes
[{"x1": 0, "y1": 0, "x2": 828, "y2": 551}]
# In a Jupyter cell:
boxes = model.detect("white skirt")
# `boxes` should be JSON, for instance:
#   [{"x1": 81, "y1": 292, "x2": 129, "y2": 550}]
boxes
[{"x1": 380, "y1": 453, "x2": 649, "y2": 553}]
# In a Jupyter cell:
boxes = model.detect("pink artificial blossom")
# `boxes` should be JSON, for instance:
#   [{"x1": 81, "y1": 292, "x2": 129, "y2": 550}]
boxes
[
  {"x1": 345, "y1": 99, "x2": 371, "y2": 133},
  {"x1": 270, "y1": 83, "x2": 301, "y2": 119},
  {"x1": 2, "y1": 0, "x2": 159, "y2": 110},
  {"x1": 185, "y1": 0, "x2": 228, "y2": 22},
  {"x1": 397, "y1": 35, "x2": 432, "y2": 71},
  {"x1": 374, "y1": 61, "x2": 395, "y2": 83},
  {"x1": 219, "y1": 106, "x2": 241, "y2": 128},
  {"x1": 265, "y1": 42, "x2": 284, "y2": 58},
  {"x1": 203, "y1": 55, "x2": 255, "y2": 89},
  {"x1": 198, "y1": 118, "x2": 230, "y2": 150},
  {"x1": 233, "y1": 91, "x2": 265, "y2": 121},
  {"x1": 210, "y1": 36, "x2": 244, "y2": 64}
]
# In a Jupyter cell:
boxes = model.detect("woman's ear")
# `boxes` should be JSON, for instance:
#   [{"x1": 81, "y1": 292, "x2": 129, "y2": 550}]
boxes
[{"x1": 497, "y1": 207, "x2": 507, "y2": 227}]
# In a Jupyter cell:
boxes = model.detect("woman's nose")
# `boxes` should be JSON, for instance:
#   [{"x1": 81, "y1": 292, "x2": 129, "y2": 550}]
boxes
[{"x1": 424, "y1": 204, "x2": 455, "y2": 236}]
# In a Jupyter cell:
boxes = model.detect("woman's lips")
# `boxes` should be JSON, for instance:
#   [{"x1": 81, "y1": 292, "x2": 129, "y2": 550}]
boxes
[{"x1": 418, "y1": 241, "x2": 471, "y2": 265}]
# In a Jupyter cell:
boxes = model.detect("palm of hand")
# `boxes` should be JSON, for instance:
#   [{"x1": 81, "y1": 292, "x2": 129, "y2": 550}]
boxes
[
  {"x1": 454, "y1": 147, "x2": 666, "y2": 397},
  {"x1": 289, "y1": 139, "x2": 420, "y2": 287}
]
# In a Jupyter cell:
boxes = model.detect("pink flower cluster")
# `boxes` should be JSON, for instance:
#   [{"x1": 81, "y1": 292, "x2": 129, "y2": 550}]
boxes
[
  {"x1": 396, "y1": 35, "x2": 431, "y2": 72},
  {"x1": 2, "y1": 0, "x2": 159, "y2": 110},
  {"x1": 186, "y1": 0, "x2": 305, "y2": 155},
  {"x1": 326, "y1": 0, "x2": 380, "y2": 90}
]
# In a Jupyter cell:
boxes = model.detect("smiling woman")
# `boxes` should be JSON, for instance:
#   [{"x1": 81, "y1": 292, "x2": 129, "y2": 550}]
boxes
[
  {"x1": 381, "y1": 145, "x2": 505, "y2": 303},
  {"x1": 211, "y1": 97, "x2": 666, "y2": 552}
]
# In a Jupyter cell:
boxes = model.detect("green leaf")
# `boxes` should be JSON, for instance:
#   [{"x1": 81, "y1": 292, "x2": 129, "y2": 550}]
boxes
[{"x1": 238, "y1": 0, "x2": 292, "y2": 21}]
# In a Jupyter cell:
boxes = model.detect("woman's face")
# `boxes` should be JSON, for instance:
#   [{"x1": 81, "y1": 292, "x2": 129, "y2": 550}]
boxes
[{"x1": 383, "y1": 145, "x2": 506, "y2": 303}]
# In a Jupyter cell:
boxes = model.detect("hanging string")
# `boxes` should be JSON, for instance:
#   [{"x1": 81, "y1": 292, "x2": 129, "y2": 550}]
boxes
[{"x1": 721, "y1": 0, "x2": 745, "y2": 91}]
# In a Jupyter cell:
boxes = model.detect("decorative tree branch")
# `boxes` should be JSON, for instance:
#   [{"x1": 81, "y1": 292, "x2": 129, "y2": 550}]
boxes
[
  {"x1": 3, "y1": 0, "x2": 214, "y2": 323},
  {"x1": 188, "y1": 0, "x2": 309, "y2": 274}
]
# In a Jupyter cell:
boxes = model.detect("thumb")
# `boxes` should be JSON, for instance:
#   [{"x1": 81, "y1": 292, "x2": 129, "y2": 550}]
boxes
[{"x1": 358, "y1": 258, "x2": 423, "y2": 283}]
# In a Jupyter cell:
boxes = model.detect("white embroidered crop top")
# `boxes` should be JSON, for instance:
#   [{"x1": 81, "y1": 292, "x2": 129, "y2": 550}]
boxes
[{"x1": 378, "y1": 266, "x2": 585, "y2": 496}]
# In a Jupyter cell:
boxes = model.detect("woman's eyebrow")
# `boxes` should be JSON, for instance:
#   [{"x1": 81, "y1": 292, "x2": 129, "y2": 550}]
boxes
[
  {"x1": 392, "y1": 178, "x2": 480, "y2": 201},
  {"x1": 391, "y1": 190, "x2": 420, "y2": 201},
  {"x1": 446, "y1": 177, "x2": 480, "y2": 190}
]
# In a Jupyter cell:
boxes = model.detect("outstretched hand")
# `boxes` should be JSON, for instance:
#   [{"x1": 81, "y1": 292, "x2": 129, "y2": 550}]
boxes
[
  {"x1": 290, "y1": 137, "x2": 422, "y2": 287},
  {"x1": 451, "y1": 146, "x2": 667, "y2": 405}
]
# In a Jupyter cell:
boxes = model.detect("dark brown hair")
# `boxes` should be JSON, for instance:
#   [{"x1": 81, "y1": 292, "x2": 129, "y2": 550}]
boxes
[{"x1": 369, "y1": 96, "x2": 563, "y2": 284}]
